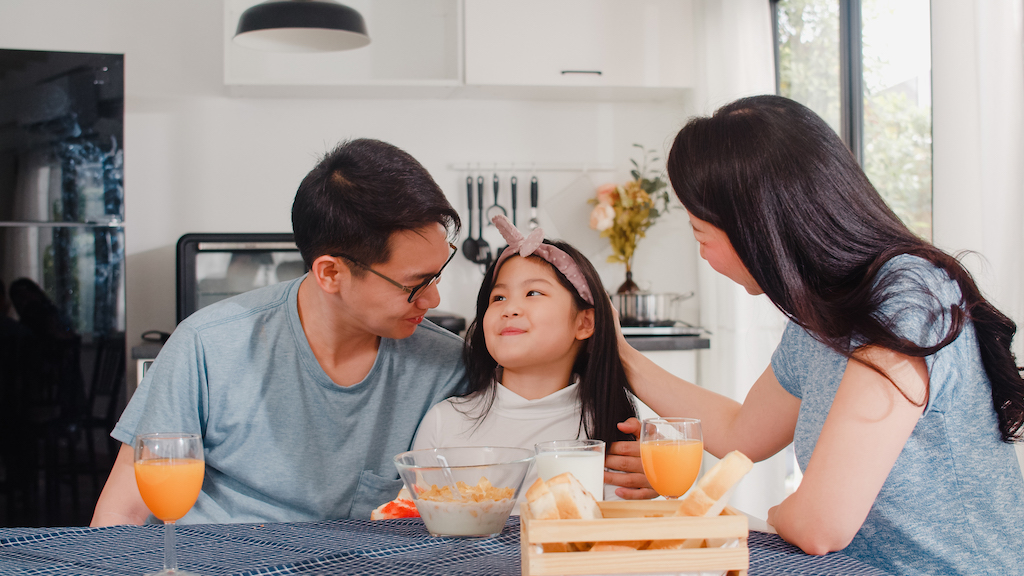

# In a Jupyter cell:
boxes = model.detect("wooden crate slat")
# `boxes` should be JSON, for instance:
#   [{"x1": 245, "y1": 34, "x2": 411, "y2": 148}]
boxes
[
  {"x1": 520, "y1": 503, "x2": 750, "y2": 576},
  {"x1": 525, "y1": 547, "x2": 749, "y2": 575},
  {"x1": 526, "y1": 516, "x2": 747, "y2": 542}
]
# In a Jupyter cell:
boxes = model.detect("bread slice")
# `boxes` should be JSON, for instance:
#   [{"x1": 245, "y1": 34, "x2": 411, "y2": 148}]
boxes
[
  {"x1": 525, "y1": 473, "x2": 603, "y2": 553},
  {"x1": 525, "y1": 478, "x2": 560, "y2": 520},
  {"x1": 697, "y1": 451, "x2": 753, "y2": 501},
  {"x1": 546, "y1": 472, "x2": 602, "y2": 520},
  {"x1": 675, "y1": 486, "x2": 717, "y2": 517},
  {"x1": 645, "y1": 538, "x2": 704, "y2": 550},
  {"x1": 525, "y1": 478, "x2": 573, "y2": 552},
  {"x1": 675, "y1": 451, "x2": 753, "y2": 518},
  {"x1": 589, "y1": 540, "x2": 647, "y2": 552}
]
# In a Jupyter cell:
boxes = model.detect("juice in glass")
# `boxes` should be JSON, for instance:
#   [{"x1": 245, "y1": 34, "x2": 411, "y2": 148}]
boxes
[
  {"x1": 640, "y1": 439, "x2": 702, "y2": 498},
  {"x1": 135, "y1": 458, "x2": 205, "y2": 521}
]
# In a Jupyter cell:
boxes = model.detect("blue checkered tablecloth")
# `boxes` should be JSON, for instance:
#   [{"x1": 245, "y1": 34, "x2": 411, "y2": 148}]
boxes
[{"x1": 0, "y1": 518, "x2": 889, "y2": 575}]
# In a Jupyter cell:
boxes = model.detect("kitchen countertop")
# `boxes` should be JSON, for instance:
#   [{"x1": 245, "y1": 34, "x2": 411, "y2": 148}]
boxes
[
  {"x1": 134, "y1": 334, "x2": 710, "y2": 359},
  {"x1": 625, "y1": 334, "x2": 710, "y2": 352}
]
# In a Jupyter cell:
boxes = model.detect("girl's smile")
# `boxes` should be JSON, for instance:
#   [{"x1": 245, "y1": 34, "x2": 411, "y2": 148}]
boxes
[{"x1": 483, "y1": 256, "x2": 593, "y2": 379}]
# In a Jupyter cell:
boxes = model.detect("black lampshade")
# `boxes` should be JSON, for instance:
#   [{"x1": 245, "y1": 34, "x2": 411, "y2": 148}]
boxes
[{"x1": 234, "y1": 0, "x2": 370, "y2": 52}]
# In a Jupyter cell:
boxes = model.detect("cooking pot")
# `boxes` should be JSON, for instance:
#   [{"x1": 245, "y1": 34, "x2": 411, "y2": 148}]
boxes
[{"x1": 611, "y1": 291, "x2": 695, "y2": 327}]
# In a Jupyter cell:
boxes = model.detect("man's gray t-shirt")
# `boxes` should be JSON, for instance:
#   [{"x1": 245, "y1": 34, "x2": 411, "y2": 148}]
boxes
[
  {"x1": 772, "y1": 255, "x2": 1024, "y2": 575},
  {"x1": 113, "y1": 276, "x2": 467, "y2": 524}
]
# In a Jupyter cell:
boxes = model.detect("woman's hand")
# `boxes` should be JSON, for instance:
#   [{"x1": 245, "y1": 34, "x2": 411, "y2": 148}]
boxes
[{"x1": 604, "y1": 418, "x2": 659, "y2": 500}]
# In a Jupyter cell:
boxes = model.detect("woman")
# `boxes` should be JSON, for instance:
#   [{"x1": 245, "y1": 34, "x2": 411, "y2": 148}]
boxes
[{"x1": 619, "y1": 95, "x2": 1024, "y2": 575}]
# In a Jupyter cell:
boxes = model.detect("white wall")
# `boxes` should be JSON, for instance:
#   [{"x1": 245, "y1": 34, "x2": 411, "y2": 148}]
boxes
[{"x1": 1, "y1": 0, "x2": 703, "y2": 386}]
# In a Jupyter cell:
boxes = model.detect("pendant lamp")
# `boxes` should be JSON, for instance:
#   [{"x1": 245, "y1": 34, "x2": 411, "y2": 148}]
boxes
[{"x1": 234, "y1": 0, "x2": 370, "y2": 52}]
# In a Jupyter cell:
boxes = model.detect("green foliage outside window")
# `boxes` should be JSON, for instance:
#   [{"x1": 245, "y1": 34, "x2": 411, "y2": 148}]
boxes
[{"x1": 776, "y1": 0, "x2": 932, "y2": 240}]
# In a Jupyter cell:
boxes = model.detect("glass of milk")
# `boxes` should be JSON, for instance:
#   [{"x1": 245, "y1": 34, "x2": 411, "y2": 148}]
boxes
[{"x1": 533, "y1": 439, "x2": 606, "y2": 500}]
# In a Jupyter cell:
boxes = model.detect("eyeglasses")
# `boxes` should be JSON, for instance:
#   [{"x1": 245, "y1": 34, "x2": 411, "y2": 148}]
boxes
[{"x1": 332, "y1": 243, "x2": 457, "y2": 303}]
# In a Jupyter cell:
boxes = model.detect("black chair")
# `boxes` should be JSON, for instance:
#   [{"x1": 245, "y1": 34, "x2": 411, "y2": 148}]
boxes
[
  {"x1": 0, "y1": 319, "x2": 41, "y2": 526},
  {"x1": 25, "y1": 333, "x2": 87, "y2": 525},
  {"x1": 80, "y1": 332, "x2": 126, "y2": 495},
  {"x1": 32, "y1": 332, "x2": 126, "y2": 526}
]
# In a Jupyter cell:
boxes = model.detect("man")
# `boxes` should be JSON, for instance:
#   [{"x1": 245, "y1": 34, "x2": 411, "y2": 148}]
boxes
[{"x1": 91, "y1": 139, "x2": 466, "y2": 525}]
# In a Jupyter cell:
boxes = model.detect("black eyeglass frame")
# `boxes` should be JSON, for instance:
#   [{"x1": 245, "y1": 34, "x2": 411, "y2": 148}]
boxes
[{"x1": 332, "y1": 243, "x2": 458, "y2": 303}]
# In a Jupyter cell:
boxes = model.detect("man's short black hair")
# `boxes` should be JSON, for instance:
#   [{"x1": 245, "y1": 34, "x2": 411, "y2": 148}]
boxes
[{"x1": 291, "y1": 138, "x2": 460, "y2": 269}]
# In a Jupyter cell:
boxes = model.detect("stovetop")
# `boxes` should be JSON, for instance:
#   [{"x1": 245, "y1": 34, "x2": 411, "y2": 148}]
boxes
[{"x1": 620, "y1": 323, "x2": 703, "y2": 337}]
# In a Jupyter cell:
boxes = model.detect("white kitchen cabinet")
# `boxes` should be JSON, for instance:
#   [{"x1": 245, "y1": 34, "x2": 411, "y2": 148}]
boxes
[
  {"x1": 464, "y1": 0, "x2": 694, "y2": 88},
  {"x1": 223, "y1": 0, "x2": 461, "y2": 89},
  {"x1": 632, "y1": 349, "x2": 697, "y2": 421},
  {"x1": 641, "y1": 349, "x2": 697, "y2": 384}
]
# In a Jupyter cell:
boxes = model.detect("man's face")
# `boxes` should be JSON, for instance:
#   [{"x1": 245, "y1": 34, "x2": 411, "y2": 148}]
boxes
[{"x1": 340, "y1": 223, "x2": 451, "y2": 340}]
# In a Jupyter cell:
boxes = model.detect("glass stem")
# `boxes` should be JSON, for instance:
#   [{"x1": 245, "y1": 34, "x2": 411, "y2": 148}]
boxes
[{"x1": 164, "y1": 520, "x2": 177, "y2": 572}]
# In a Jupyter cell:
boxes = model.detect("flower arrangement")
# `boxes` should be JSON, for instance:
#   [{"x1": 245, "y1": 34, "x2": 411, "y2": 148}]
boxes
[{"x1": 588, "y1": 144, "x2": 672, "y2": 293}]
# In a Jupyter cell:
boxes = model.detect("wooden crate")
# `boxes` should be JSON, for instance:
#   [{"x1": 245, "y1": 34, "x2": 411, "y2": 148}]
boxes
[{"x1": 520, "y1": 501, "x2": 749, "y2": 576}]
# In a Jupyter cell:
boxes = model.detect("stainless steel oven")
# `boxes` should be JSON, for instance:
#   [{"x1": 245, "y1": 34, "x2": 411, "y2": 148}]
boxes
[{"x1": 176, "y1": 232, "x2": 306, "y2": 323}]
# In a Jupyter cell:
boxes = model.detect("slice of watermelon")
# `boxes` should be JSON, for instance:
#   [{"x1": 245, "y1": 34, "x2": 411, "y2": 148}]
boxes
[{"x1": 379, "y1": 499, "x2": 419, "y2": 519}]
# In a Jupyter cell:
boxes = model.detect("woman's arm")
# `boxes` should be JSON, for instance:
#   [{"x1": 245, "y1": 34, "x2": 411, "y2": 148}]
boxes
[
  {"x1": 90, "y1": 443, "x2": 151, "y2": 526},
  {"x1": 767, "y1": 346, "x2": 928, "y2": 554},
  {"x1": 620, "y1": 342, "x2": 799, "y2": 461}
]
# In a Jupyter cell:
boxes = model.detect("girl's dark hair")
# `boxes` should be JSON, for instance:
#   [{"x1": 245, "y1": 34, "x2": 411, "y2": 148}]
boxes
[
  {"x1": 668, "y1": 94, "x2": 1024, "y2": 442},
  {"x1": 461, "y1": 240, "x2": 637, "y2": 443},
  {"x1": 291, "y1": 138, "x2": 461, "y2": 269}
]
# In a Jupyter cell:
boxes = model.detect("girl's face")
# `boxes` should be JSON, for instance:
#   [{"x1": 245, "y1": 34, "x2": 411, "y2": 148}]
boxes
[
  {"x1": 483, "y1": 256, "x2": 595, "y2": 374},
  {"x1": 687, "y1": 211, "x2": 763, "y2": 295}
]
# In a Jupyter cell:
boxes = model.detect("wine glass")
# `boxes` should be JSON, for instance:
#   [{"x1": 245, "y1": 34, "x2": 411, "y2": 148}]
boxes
[
  {"x1": 640, "y1": 418, "x2": 703, "y2": 499},
  {"x1": 134, "y1": 433, "x2": 205, "y2": 576}
]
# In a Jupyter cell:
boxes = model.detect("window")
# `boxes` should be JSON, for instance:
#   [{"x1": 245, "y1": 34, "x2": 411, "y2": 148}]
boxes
[{"x1": 773, "y1": 0, "x2": 933, "y2": 240}]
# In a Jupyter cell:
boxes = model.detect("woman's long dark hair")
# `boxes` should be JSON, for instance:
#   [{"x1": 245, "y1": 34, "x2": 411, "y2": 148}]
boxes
[
  {"x1": 668, "y1": 95, "x2": 1024, "y2": 442},
  {"x1": 461, "y1": 240, "x2": 637, "y2": 444}
]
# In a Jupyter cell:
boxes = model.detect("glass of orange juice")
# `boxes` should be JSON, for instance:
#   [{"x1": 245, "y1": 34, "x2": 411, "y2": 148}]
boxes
[
  {"x1": 640, "y1": 418, "x2": 703, "y2": 499},
  {"x1": 134, "y1": 432, "x2": 204, "y2": 576}
]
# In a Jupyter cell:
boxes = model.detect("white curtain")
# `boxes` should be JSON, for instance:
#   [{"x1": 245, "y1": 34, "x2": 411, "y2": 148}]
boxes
[
  {"x1": 691, "y1": 0, "x2": 789, "y2": 522},
  {"x1": 930, "y1": 0, "x2": 1024, "y2": 475},
  {"x1": 932, "y1": 0, "x2": 1024, "y2": 353}
]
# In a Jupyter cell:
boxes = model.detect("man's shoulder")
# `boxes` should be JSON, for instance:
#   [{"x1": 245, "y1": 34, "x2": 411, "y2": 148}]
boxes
[
  {"x1": 395, "y1": 319, "x2": 465, "y2": 355},
  {"x1": 181, "y1": 278, "x2": 298, "y2": 332},
  {"x1": 381, "y1": 320, "x2": 467, "y2": 393}
]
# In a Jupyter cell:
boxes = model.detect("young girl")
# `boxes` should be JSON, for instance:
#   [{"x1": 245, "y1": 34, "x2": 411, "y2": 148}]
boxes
[
  {"x1": 413, "y1": 215, "x2": 646, "y2": 504},
  {"x1": 619, "y1": 95, "x2": 1024, "y2": 575}
]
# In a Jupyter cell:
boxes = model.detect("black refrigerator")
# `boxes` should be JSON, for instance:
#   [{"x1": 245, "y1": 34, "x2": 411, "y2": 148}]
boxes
[{"x1": 0, "y1": 49, "x2": 125, "y2": 527}]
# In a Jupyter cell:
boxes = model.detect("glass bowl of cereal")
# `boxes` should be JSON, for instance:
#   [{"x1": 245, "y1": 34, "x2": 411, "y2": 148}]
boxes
[{"x1": 393, "y1": 446, "x2": 535, "y2": 537}]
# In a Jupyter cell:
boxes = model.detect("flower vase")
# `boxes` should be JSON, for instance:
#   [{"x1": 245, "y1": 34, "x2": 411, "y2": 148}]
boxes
[{"x1": 616, "y1": 269, "x2": 640, "y2": 294}]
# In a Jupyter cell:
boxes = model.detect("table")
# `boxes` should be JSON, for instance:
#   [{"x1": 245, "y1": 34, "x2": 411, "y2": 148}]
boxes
[{"x1": 0, "y1": 517, "x2": 889, "y2": 575}]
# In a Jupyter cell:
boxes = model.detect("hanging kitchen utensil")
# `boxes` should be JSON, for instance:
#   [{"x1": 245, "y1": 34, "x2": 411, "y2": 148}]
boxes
[
  {"x1": 480, "y1": 173, "x2": 506, "y2": 259},
  {"x1": 485, "y1": 173, "x2": 507, "y2": 223},
  {"x1": 475, "y1": 175, "x2": 492, "y2": 265},
  {"x1": 510, "y1": 175, "x2": 518, "y2": 227},
  {"x1": 461, "y1": 176, "x2": 479, "y2": 263},
  {"x1": 529, "y1": 176, "x2": 540, "y2": 230}
]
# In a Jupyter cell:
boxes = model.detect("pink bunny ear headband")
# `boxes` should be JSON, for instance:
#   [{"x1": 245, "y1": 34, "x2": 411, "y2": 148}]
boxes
[{"x1": 491, "y1": 215, "x2": 594, "y2": 305}]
